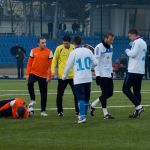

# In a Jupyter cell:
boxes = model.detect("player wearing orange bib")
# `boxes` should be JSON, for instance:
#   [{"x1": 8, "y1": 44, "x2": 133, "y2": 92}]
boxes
[
  {"x1": 26, "y1": 37, "x2": 53, "y2": 117},
  {"x1": 0, "y1": 98, "x2": 30, "y2": 119}
]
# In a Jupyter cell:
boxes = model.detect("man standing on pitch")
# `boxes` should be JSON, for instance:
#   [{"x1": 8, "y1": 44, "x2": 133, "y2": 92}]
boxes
[
  {"x1": 123, "y1": 29, "x2": 147, "y2": 118},
  {"x1": 52, "y1": 35, "x2": 79, "y2": 116},
  {"x1": 26, "y1": 37, "x2": 53, "y2": 117},
  {"x1": 62, "y1": 36, "x2": 97, "y2": 123},
  {"x1": 90, "y1": 33, "x2": 115, "y2": 119}
]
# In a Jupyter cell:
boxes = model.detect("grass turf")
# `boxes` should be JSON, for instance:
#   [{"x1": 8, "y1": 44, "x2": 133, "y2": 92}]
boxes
[{"x1": 0, "y1": 79, "x2": 150, "y2": 150}]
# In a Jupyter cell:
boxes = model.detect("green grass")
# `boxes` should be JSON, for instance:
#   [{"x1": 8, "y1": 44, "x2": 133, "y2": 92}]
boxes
[{"x1": 0, "y1": 80, "x2": 150, "y2": 150}]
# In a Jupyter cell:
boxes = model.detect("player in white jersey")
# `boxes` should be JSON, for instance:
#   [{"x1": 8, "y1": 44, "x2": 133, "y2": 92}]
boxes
[
  {"x1": 123, "y1": 29, "x2": 147, "y2": 118},
  {"x1": 90, "y1": 33, "x2": 115, "y2": 119},
  {"x1": 62, "y1": 36, "x2": 97, "y2": 124}
]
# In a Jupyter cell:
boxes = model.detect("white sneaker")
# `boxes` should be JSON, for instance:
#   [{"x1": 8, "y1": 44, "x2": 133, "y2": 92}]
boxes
[
  {"x1": 41, "y1": 111, "x2": 48, "y2": 117},
  {"x1": 29, "y1": 100, "x2": 36, "y2": 107},
  {"x1": 78, "y1": 117, "x2": 86, "y2": 124}
]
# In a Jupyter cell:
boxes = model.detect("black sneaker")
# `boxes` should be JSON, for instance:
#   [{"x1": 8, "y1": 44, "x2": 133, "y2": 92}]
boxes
[
  {"x1": 89, "y1": 104, "x2": 95, "y2": 116},
  {"x1": 58, "y1": 112, "x2": 64, "y2": 117},
  {"x1": 76, "y1": 112, "x2": 79, "y2": 116},
  {"x1": 129, "y1": 107, "x2": 144, "y2": 119},
  {"x1": 104, "y1": 114, "x2": 115, "y2": 119}
]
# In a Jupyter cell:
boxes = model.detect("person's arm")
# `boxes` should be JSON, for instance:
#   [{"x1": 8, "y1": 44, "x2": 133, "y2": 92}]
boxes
[
  {"x1": 126, "y1": 41, "x2": 139, "y2": 58},
  {"x1": 62, "y1": 52, "x2": 75, "y2": 80},
  {"x1": 90, "y1": 51, "x2": 97, "y2": 68},
  {"x1": 26, "y1": 50, "x2": 34, "y2": 80},
  {"x1": 94, "y1": 46, "x2": 101, "y2": 76},
  {"x1": 47, "y1": 51, "x2": 53, "y2": 81},
  {"x1": 51, "y1": 47, "x2": 60, "y2": 76}
]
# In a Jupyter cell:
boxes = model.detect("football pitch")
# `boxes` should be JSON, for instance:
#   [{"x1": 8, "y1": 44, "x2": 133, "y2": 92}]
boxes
[{"x1": 0, "y1": 79, "x2": 150, "y2": 150}]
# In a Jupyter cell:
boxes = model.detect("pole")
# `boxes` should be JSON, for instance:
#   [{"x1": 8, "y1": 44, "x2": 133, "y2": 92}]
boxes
[
  {"x1": 53, "y1": 0, "x2": 58, "y2": 39},
  {"x1": 100, "y1": 0, "x2": 103, "y2": 40},
  {"x1": 40, "y1": 0, "x2": 43, "y2": 36},
  {"x1": 8, "y1": 0, "x2": 14, "y2": 33}
]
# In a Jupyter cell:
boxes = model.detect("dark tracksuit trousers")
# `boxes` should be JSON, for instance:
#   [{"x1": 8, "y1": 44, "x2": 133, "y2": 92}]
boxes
[
  {"x1": 98, "y1": 77, "x2": 114, "y2": 108},
  {"x1": 17, "y1": 62, "x2": 24, "y2": 79},
  {"x1": 28, "y1": 74, "x2": 48, "y2": 112},
  {"x1": 122, "y1": 73, "x2": 143, "y2": 107},
  {"x1": 56, "y1": 79, "x2": 79, "y2": 114},
  {"x1": 0, "y1": 99, "x2": 13, "y2": 117}
]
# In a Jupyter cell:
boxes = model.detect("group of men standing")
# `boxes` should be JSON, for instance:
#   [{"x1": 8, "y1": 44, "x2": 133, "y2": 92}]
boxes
[
  {"x1": 0, "y1": 29, "x2": 147, "y2": 123},
  {"x1": 26, "y1": 28, "x2": 147, "y2": 123}
]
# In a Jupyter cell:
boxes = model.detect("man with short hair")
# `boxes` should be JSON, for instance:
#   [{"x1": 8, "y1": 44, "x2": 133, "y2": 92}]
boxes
[
  {"x1": 16, "y1": 48, "x2": 25, "y2": 79},
  {"x1": 26, "y1": 37, "x2": 53, "y2": 117},
  {"x1": 52, "y1": 35, "x2": 79, "y2": 116},
  {"x1": 90, "y1": 33, "x2": 115, "y2": 119},
  {"x1": 62, "y1": 36, "x2": 97, "y2": 123},
  {"x1": 123, "y1": 29, "x2": 147, "y2": 118}
]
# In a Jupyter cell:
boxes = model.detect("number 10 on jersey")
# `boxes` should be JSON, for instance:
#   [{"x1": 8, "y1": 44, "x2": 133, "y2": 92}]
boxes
[{"x1": 76, "y1": 57, "x2": 91, "y2": 71}]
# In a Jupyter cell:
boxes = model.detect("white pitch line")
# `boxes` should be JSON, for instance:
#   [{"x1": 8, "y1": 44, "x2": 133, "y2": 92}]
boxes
[
  {"x1": 0, "y1": 90, "x2": 150, "y2": 92},
  {"x1": 0, "y1": 91, "x2": 150, "y2": 97},
  {"x1": 0, "y1": 90, "x2": 57, "y2": 92},
  {"x1": 33, "y1": 104, "x2": 150, "y2": 111}
]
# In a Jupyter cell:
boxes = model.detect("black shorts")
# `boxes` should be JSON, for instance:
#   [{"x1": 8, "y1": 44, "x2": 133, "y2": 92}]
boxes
[{"x1": 74, "y1": 83, "x2": 91, "y2": 102}]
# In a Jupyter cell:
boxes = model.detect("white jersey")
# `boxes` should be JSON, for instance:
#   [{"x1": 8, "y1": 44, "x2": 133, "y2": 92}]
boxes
[
  {"x1": 94, "y1": 43, "x2": 113, "y2": 78},
  {"x1": 63, "y1": 47, "x2": 97, "y2": 85},
  {"x1": 126, "y1": 38, "x2": 147, "y2": 74}
]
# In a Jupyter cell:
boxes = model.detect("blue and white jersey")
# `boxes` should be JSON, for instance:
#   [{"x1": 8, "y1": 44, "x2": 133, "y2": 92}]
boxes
[
  {"x1": 94, "y1": 43, "x2": 113, "y2": 78},
  {"x1": 126, "y1": 38, "x2": 147, "y2": 74},
  {"x1": 63, "y1": 47, "x2": 97, "y2": 85}
]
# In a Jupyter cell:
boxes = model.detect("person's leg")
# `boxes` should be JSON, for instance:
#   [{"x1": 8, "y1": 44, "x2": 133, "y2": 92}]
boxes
[
  {"x1": 133, "y1": 74, "x2": 143, "y2": 107},
  {"x1": 56, "y1": 79, "x2": 68, "y2": 115},
  {"x1": 28, "y1": 74, "x2": 37, "y2": 103},
  {"x1": 91, "y1": 77, "x2": 103, "y2": 109},
  {"x1": 17, "y1": 63, "x2": 20, "y2": 79},
  {"x1": 0, "y1": 108, "x2": 12, "y2": 117},
  {"x1": 122, "y1": 73, "x2": 140, "y2": 107},
  {"x1": 38, "y1": 77, "x2": 48, "y2": 113},
  {"x1": 0, "y1": 99, "x2": 13, "y2": 107},
  {"x1": 145, "y1": 65, "x2": 148, "y2": 79},
  {"x1": 68, "y1": 79, "x2": 79, "y2": 115},
  {"x1": 21, "y1": 63, "x2": 24, "y2": 79},
  {"x1": 74, "y1": 84, "x2": 86, "y2": 121},
  {"x1": 148, "y1": 65, "x2": 150, "y2": 78},
  {"x1": 0, "y1": 99, "x2": 13, "y2": 117},
  {"x1": 99, "y1": 78, "x2": 114, "y2": 118},
  {"x1": 84, "y1": 83, "x2": 91, "y2": 116}
]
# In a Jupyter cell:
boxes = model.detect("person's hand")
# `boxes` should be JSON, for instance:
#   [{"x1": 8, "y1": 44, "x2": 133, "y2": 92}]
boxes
[
  {"x1": 125, "y1": 49, "x2": 130, "y2": 54},
  {"x1": 62, "y1": 75, "x2": 66, "y2": 80},
  {"x1": 52, "y1": 71, "x2": 55, "y2": 77},
  {"x1": 96, "y1": 76, "x2": 101, "y2": 85},
  {"x1": 26, "y1": 76, "x2": 29, "y2": 81},
  {"x1": 47, "y1": 75, "x2": 52, "y2": 82},
  {"x1": 46, "y1": 78, "x2": 51, "y2": 82}
]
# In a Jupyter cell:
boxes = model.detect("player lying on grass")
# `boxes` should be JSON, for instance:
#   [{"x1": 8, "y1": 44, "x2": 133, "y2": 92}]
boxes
[
  {"x1": 62, "y1": 36, "x2": 97, "y2": 124},
  {"x1": 0, "y1": 98, "x2": 33, "y2": 119}
]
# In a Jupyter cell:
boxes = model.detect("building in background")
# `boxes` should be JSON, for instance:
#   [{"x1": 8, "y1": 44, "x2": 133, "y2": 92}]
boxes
[{"x1": 0, "y1": 0, "x2": 150, "y2": 38}]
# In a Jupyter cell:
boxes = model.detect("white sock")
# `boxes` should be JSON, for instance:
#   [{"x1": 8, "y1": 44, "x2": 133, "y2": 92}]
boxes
[
  {"x1": 91, "y1": 98, "x2": 100, "y2": 108},
  {"x1": 102, "y1": 108, "x2": 108, "y2": 116},
  {"x1": 136, "y1": 105, "x2": 142, "y2": 110}
]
